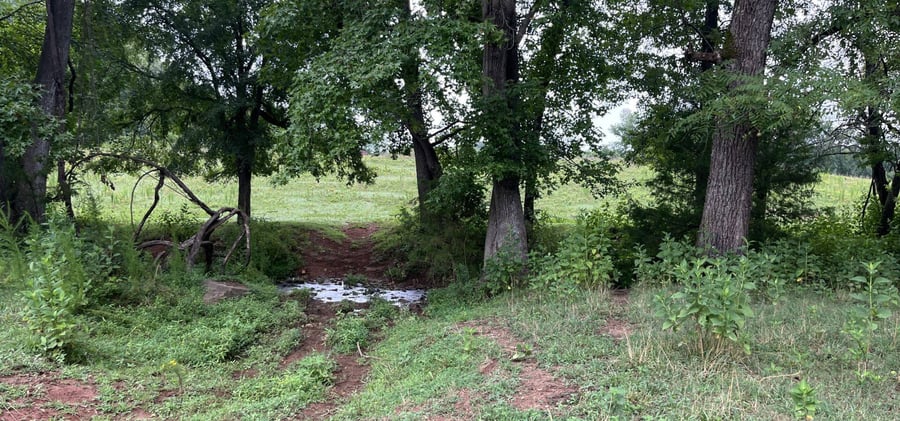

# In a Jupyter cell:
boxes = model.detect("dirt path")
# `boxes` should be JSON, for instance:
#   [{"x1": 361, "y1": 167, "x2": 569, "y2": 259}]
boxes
[{"x1": 299, "y1": 224, "x2": 388, "y2": 281}]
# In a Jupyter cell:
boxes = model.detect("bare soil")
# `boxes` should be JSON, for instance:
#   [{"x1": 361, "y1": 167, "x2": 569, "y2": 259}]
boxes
[
  {"x1": 0, "y1": 373, "x2": 100, "y2": 421},
  {"x1": 456, "y1": 319, "x2": 578, "y2": 413}
]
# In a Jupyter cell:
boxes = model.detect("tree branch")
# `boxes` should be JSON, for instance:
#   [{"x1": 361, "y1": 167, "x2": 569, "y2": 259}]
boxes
[
  {"x1": 426, "y1": 120, "x2": 462, "y2": 139},
  {"x1": 430, "y1": 125, "x2": 466, "y2": 147},
  {"x1": 70, "y1": 152, "x2": 216, "y2": 216},
  {"x1": 259, "y1": 106, "x2": 289, "y2": 128},
  {"x1": 685, "y1": 50, "x2": 722, "y2": 64},
  {"x1": 0, "y1": 0, "x2": 41, "y2": 22},
  {"x1": 516, "y1": 0, "x2": 544, "y2": 47}
]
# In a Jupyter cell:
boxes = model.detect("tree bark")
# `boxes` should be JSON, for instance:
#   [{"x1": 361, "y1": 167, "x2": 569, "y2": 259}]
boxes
[
  {"x1": 697, "y1": 0, "x2": 776, "y2": 254},
  {"x1": 860, "y1": 52, "x2": 895, "y2": 236},
  {"x1": 400, "y1": 0, "x2": 442, "y2": 217},
  {"x1": 14, "y1": 0, "x2": 75, "y2": 224},
  {"x1": 482, "y1": 0, "x2": 527, "y2": 264},
  {"x1": 237, "y1": 153, "x2": 252, "y2": 219},
  {"x1": 484, "y1": 177, "x2": 527, "y2": 262}
]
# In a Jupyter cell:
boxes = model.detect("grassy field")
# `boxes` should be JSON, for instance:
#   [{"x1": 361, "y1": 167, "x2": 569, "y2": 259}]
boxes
[
  {"x1": 75, "y1": 156, "x2": 867, "y2": 226},
  {"x1": 1, "y1": 158, "x2": 895, "y2": 420},
  {"x1": 74, "y1": 156, "x2": 657, "y2": 225}
]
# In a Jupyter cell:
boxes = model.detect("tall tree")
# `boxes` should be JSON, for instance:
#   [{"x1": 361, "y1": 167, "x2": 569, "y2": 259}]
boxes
[
  {"x1": 115, "y1": 0, "x2": 289, "y2": 218},
  {"x1": 274, "y1": 0, "x2": 481, "y2": 217},
  {"x1": 518, "y1": 0, "x2": 624, "y2": 225},
  {"x1": 697, "y1": 0, "x2": 778, "y2": 253},
  {"x1": 481, "y1": 0, "x2": 527, "y2": 264},
  {"x1": 8, "y1": 0, "x2": 74, "y2": 224}
]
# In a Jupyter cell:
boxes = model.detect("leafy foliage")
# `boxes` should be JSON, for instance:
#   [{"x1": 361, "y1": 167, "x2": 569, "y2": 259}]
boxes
[
  {"x1": 18, "y1": 214, "x2": 113, "y2": 355},
  {"x1": 0, "y1": 79, "x2": 57, "y2": 159},
  {"x1": 842, "y1": 261, "x2": 900, "y2": 382},
  {"x1": 529, "y1": 212, "x2": 617, "y2": 295},
  {"x1": 653, "y1": 257, "x2": 756, "y2": 353}
]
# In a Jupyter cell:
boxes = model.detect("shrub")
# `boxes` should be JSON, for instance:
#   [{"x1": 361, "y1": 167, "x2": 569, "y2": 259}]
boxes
[
  {"x1": 19, "y1": 214, "x2": 106, "y2": 355},
  {"x1": 482, "y1": 238, "x2": 527, "y2": 295},
  {"x1": 653, "y1": 257, "x2": 756, "y2": 354},
  {"x1": 375, "y1": 167, "x2": 487, "y2": 282},
  {"x1": 529, "y1": 213, "x2": 616, "y2": 296}
]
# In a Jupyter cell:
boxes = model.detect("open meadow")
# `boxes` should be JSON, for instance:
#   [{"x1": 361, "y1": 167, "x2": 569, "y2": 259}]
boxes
[
  {"x1": 1, "y1": 157, "x2": 897, "y2": 421},
  {"x1": 73, "y1": 155, "x2": 865, "y2": 224}
]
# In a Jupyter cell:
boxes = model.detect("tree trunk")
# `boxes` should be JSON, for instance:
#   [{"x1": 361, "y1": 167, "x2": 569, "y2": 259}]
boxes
[
  {"x1": 237, "y1": 155, "x2": 252, "y2": 219},
  {"x1": 400, "y1": 0, "x2": 442, "y2": 217},
  {"x1": 484, "y1": 177, "x2": 528, "y2": 262},
  {"x1": 482, "y1": 0, "x2": 527, "y2": 264},
  {"x1": 57, "y1": 159, "x2": 74, "y2": 219},
  {"x1": 861, "y1": 51, "x2": 894, "y2": 236},
  {"x1": 14, "y1": 0, "x2": 75, "y2": 224},
  {"x1": 523, "y1": 176, "x2": 536, "y2": 224},
  {"x1": 697, "y1": 0, "x2": 776, "y2": 254},
  {"x1": 411, "y1": 136, "x2": 442, "y2": 211},
  {"x1": 0, "y1": 146, "x2": 10, "y2": 218}
]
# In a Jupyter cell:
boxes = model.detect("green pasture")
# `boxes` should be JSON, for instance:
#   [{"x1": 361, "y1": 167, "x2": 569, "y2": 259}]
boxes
[{"x1": 74, "y1": 156, "x2": 866, "y2": 225}]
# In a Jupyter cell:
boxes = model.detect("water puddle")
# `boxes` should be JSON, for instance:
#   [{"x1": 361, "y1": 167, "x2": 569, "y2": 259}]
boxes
[{"x1": 280, "y1": 278, "x2": 426, "y2": 307}]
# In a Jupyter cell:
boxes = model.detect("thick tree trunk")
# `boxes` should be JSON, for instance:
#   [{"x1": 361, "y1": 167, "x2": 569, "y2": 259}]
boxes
[
  {"x1": 523, "y1": 176, "x2": 536, "y2": 224},
  {"x1": 57, "y1": 159, "x2": 74, "y2": 219},
  {"x1": 484, "y1": 177, "x2": 528, "y2": 262},
  {"x1": 861, "y1": 51, "x2": 895, "y2": 236},
  {"x1": 482, "y1": 0, "x2": 527, "y2": 264},
  {"x1": 697, "y1": 0, "x2": 776, "y2": 254},
  {"x1": 14, "y1": 0, "x2": 75, "y2": 224},
  {"x1": 411, "y1": 135, "x2": 442, "y2": 210},
  {"x1": 872, "y1": 161, "x2": 900, "y2": 236}
]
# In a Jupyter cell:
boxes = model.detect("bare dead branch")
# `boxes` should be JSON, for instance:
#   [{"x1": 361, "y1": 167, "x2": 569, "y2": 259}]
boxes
[
  {"x1": 72, "y1": 152, "x2": 216, "y2": 216},
  {"x1": 132, "y1": 169, "x2": 162, "y2": 239}
]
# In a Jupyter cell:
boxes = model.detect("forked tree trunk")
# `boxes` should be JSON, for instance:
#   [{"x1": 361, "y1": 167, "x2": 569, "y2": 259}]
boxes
[
  {"x1": 697, "y1": 0, "x2": 776, "y2": 254},
  {"x1": 482, "y1": 0, "x2": 527, "y2": 264},
  {"x1": 14, "y1": 0, "x2": 75, "y2": 224},
  {"x1": 411, "y1": 135, "x2": 442, "y2": 211}
]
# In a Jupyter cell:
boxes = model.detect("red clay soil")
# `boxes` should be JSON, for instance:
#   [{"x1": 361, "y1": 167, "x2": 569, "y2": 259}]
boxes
[
  {"x1": 456, "y1": 320, "x2": 578, "y2": 412},
  {"x1": 598, "y1": 290, "x2": 634, "y2": 341},
  {"x1": 299, "y1": 224, "x2": 389, "y2": 281},
  {"x1": 279, "y1": 301, "x2": 371, "y2": 420},
  {"x1": 0, "y1": 373, "x2": 100, "y2": 421}
]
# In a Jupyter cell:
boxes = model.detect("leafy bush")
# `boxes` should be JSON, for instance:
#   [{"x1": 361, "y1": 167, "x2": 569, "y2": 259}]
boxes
[
  {"x1": 653, "y1": 257, "x2": 756, "y2": 353},
  {"x1": 246, "y1": 220, "x2": 302, "y2": 280},
  {"x1": 19, "y1": 215, "x2": 111, "y2": 355},
  {"x1": 633, "y1": 234, "x2": 699, "y2": 286},
  {"x1": 376, "y1": 168, "x2": 487, "y2": 282},
  {"x1": 529, "y1": 213, "x2": 616, "y2": 295},
  {"x1": 842, "y1": 261, "x2": 900, "y2": 382},
  {"x1": 482, "y1": 238, "x2": 527, "y2": 295}
]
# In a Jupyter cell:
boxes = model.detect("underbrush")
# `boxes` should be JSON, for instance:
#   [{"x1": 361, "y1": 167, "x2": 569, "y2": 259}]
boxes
[{"x1": 0, "y1": 210, "x2": 335, "y2": 418}]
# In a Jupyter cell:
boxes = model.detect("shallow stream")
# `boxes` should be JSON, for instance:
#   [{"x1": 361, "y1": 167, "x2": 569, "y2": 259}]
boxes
[{"x1": 279, "y1": 278, "x2": 426, "y2": 306}]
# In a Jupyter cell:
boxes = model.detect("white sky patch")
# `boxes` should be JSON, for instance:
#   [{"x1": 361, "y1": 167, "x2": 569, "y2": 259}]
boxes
[{"x1": 594, "y1": 97, "x2": 638, "y2": 145}]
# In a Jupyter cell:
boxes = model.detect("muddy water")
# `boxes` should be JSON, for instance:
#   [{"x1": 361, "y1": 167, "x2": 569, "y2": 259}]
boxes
[{"x1": 279, "y1": 278, "x2": 426, "y2": 306}]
